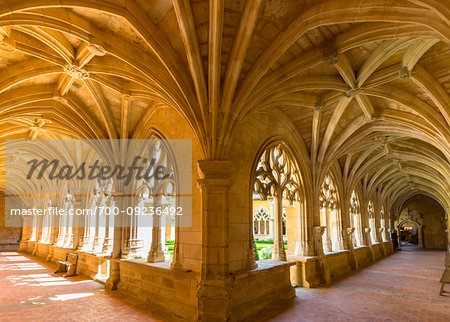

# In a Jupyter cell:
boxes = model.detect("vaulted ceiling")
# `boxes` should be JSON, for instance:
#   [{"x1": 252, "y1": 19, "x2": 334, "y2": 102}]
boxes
[{"x1": 0, "y1": 0, "x2": 449, "y2": 212}]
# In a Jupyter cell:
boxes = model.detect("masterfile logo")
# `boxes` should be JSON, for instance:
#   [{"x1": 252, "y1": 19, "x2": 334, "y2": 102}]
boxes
[{"x1": 4, "y1": 139, "x2": 192, "y2": 228}]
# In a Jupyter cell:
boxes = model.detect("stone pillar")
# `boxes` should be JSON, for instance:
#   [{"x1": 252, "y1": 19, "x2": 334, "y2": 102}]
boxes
[
  {"x1": 397, "y1": 225, "x2": 402, "y2": 248},
  {"x1": 418, "y1": 226, "x2": 424, "y2": 248},
  {"x1": 322, "y1": 208, "x2": 333, "y2": 252},
  {"x1": 294, "y1": 201, "x2": 314, "y2": 256},
  {"x1": 346, "y1": 227, "x2": 358, "y2": 270},
  {"x1": 272, "y1": 196, "x2": 286, "y2": 260},
  {"x1": 364, "y1": 227, "x2": 375, "y2": 262},
  {"x1": 196, "y1": 160, "x2": 232, "y2": 321},
  {"x1": 374, "y1": 214, "x2": 382, "y2": 243},
  {"x1": 19, "y1": 213, "x2": 33, "y2": 251},
  {"x1": 147, "y1": 197, "x2": 165, "y2": 262},
  {"x1": 171, "y1": 222, "x2": 183, "y2": 270},
  {"x1": 446, "y1": 229, "x2": 450, "y2": 253},
  {"x1": 46, "y1": 211, "x2": 59, "y2": 261},
  {"x1": 106, "y1": 194, "x2": 125, "y2": 291},
  {"x1": 377, "y1": 228, "x2": 386, "y2": 256},
  {"x1": 384, "y1": 219, "x2": 390, "y2": 242},
  {"x1": 363, "y1": 226, "x2": 371, "y2": 246},
  {"x1": 333, "y1": 208, "x2": 346, "y2": 251},
  {"x1": 313, "y1": 226, "x2": 330, "y2": 285},
  {"x1": 102, "y1": 197, "x2": 114, "y2": 254}
]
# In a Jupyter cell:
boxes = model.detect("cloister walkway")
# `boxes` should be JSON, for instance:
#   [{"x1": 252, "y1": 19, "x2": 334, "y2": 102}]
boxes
[
  {"x1": 0, "y1": 249, "x2": 449, "y2": 321},
  {"x1": 261, "y1": 247, "x2": 450, "y2": 321},
  {"x1": 0, "y1": 251, "x2": 160, "y2": 321}
]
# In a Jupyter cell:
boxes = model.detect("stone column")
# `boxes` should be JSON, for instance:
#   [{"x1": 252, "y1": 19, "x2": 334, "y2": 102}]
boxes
[
  {"x1": 364, "y1": 227, "x2": 375, "y2": 262},
  {"x1": 46, "y1": 210, "x2": 59, "y2": 261},
  {"x1": 124, "y1": 197, "x2": 141, "y2": 259},
  {"x1": 272, "y1": 196, "x2": 286, "y2": 260},
  {"x1": 447, "y1": 229, "x2": 450, "y2": 253},
  {"x1": 313, "y1": 226, "x2": 330, "y2": 285},
  {"x1": 18, "y1": 213, "x2": 33, "y2": 251},
  {"x1": 374, "y1": 214, "x2": 382, "y2": 243},
  {"x1": 346, "y1": 227, "x2": 358, "y2": 270},
  {"x1": 294, "y1": 201, "x2": 314, "y2": 256},
  {"x1": 101, "y1": 197, "x2": 114, "y2": 254},
  {"x1": 333, "y1": 208, "x2": 346, "y2": 251},
  {"x1": 171, "y1": 220, "x2": 182, "y2": 270},
  {"x1": 383, "y1": 220, "x2": 390, "y2": 242},
  {"x1": 106, "y1": 194, "x2": 125, "y2": 291},
  {"x1": 66, "y1": 200, "x2": 78, "y2": 249},
  {"x1": 196, "y1": 160, "x2": 232, "y2": 321},
  {"x1": 378, "y1": 228, "x2": 386, "y2": 256},
  {"x1": 338, "y1": 199, "x2": 352, "y2": 251},
  {"x1": 322, "y1": 207, "x2": 333, "y2": 252},
  {"x1": 147, "y1": 197, "x2": 165, "y2": 262},
  {"x1": 418, "y1": 226, "x2": 424, "y2": 248}
]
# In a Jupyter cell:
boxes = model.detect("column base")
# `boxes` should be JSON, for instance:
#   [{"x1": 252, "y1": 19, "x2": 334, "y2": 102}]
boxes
[
  {"x1": 147, "y1": 251, "x2": 165, "y2": 263},
  {"x1": 197, "y1": 280, "x2": 231, "y2": 321}
]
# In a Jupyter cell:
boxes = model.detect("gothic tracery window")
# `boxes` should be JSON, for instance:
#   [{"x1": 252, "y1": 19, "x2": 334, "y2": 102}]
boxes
[
  {"x1": 368, "y1": 200, "x2": 377, "y2": 244},
  {"x1": 319, "y1": 174, "x2": 341, "y2": 252},
  {"x1": 350, "y1": 190, "x2": 363, "y2": 246},
  {"x1": 253, "y1": 143, "x2": 301, "y2": 260},
  {"x1": 380, "y1": 207, "x2": 387, "y2": 242},
  {"x1": 253, "y1": 207, "x2": 272, "y2": 236},
  {"x1": 254, "y1": 144, "x2": 301, "y2": 203},
  {"x1": 124, "y1": 139, "x2": 177, "y2": 264}
]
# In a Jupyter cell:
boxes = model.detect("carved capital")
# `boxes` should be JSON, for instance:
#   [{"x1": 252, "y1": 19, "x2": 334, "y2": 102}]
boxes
[
  {"x1": 313, "y1": 226, "x2": 326, "y2": 238},
  {"x1": 87, "y1": 43, "x2": 106, "y2": 56},
  {"x1": 197, "y1": 160, "x2": 232, "y2": 191}
]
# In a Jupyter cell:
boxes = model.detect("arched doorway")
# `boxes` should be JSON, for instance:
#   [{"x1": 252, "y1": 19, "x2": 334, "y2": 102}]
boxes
[{"x1": 397, "y1": 212, "x2": 424, "y2": 248}]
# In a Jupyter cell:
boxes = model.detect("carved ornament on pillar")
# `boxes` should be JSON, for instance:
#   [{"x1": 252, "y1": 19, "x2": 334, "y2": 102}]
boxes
[
  {"x1": 346, "y1": 227, "x2": 355, "y2": 248},
  {"x1": 399, "y1": 66, "x2": 415, "y2": 79},
  {"x1": 312, "y1": 226, "x2": 330, "y2": 285},
  {"x1": 312, "y1": 226, "x2": 326, "y2": 257}
]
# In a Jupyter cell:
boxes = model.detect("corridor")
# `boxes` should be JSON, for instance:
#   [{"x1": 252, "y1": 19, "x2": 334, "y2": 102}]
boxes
[
  {"x1": 0, "y1": 251, "x2": 160, "y2": 321},
  {"x1": 261, "y1": 248, "x2": 450, "y2": 321},
  {"x1": 1, "y1": 249, "x2": 449, "y2": 321}
]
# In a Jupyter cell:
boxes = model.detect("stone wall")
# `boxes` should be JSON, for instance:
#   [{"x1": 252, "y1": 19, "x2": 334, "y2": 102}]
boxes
[
  {"x1": 21, "y1": 242, "x2": 110, "y2": 281},
  {"x1": 0, "y1": 191, "x2": 22, "y2": 250},
  {"x1": 117, "y1": 260, "x2": 199, "y2": 320}
]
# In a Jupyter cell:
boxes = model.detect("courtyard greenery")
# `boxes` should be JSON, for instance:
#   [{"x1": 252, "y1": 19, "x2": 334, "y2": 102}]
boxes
[{"x1": 165, "y1": 240, "x2": 287, "y2": 261}]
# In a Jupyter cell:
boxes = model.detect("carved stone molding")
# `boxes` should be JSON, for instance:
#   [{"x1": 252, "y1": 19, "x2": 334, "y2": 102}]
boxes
[
  {"x1": 399, "y1": 66, "x2": 415, "y2": 79},
  {"x1": 64, "y1": 64, "x2": 89, "y2": 79}
]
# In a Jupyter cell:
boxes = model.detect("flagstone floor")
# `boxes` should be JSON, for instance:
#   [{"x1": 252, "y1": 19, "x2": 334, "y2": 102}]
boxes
[{"x1": 1, "y1": 248, "x2": 449, "y2": 321}]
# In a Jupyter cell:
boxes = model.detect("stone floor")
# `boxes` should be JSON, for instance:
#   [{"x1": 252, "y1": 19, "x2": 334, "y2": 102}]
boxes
[
  {"x1": 259, "y1": 247, "x2": 450, "y2": 322},
  {"x1": 0, "y1": 251, "x2": 161, "y2": 321},
  {"x1": 0, "y1": 248, "x2": 449, "y2": 321}
]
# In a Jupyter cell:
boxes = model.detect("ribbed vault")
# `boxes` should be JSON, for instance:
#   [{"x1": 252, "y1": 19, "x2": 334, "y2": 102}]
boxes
[{"x1": 0, "y1": 0, "x2": 449, "y2": 221}]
